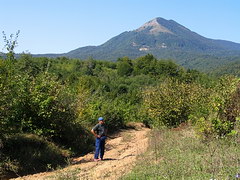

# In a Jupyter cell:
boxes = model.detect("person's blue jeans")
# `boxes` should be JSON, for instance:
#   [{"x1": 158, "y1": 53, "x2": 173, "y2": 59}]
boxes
[{"x1": 94, "y1": 136, "x2": 106, "y2": 159}]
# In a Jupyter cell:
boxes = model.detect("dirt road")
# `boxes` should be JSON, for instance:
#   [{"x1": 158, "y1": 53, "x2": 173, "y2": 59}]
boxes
[{"x1": 12, "y1": 123, "x2": 150, "y2": 180}]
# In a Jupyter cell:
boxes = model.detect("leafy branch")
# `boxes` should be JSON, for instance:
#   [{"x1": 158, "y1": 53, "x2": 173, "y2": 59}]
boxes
[{"x1": 2, "y1": 30, "x2": 20, "y2": 60}]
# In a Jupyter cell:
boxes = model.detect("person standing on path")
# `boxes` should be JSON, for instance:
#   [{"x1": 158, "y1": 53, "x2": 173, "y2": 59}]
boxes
[{"x1": 91, "y1": 117, "x2": 107, "y2": 161}]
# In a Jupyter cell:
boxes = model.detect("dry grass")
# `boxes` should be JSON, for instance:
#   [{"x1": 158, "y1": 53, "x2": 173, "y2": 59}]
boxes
[{"x1": 122, "y1": 125, "x2": 240, "y2": 179}]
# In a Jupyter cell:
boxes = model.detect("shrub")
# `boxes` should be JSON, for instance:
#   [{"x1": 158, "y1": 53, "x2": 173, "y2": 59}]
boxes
[
  {"x1": 78, "y1": 97, "x2": 126, "y2": 134},
  {"x1": 0, "y1": 60, "x2": 31, "y2": 135},
  {"x1": 27, "y1": 74, "x2": 93, "y2": 154},
  {"x1": 142, "y1": 78, "x2": 204, "y2": 128},
  {"x1": 193, "y1": 76, "x2": 240, "y2": 138}
]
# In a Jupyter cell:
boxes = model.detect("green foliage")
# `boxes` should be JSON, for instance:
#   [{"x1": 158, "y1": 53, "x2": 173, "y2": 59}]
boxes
[
  {"x1": 0, "y1": 58, "x2": 93, "y2": 149},
  {"x1": 117, "y1": 57, "x2": 133, "y2": 76},
  {"x1": 1, "y1": 50, "x2": 240, "y2": 178},
  {"x1": 143, "y1": 78, "x2": 204, "y2": 127},
  {"x1": 2, "y1": 30, "x2": 20, "y2": 61},
  {"x1": 142, "y1": 69, "x2": 240, "y2": 138},
  {"x1": 192, "y1": 76, "x2": 240, "y2": 138},
  {"x1": 98, "y1": 104, "x2": 125, "y2": 133},
  {"x1": 0, "y1": 60, "x2": 30, "y2": 135},
  {"x1": 78, "y1": 97, "x2": 125, "y2": 133},
  {"x1": 211, "y1": 58, "x2": 240, "y2": 77},
  {"x1": 133, "y1": 54, "x2": 158, "y2": 75},
  {"x1": 17, "y1": 53, "x2": 42, "y2": 77}
]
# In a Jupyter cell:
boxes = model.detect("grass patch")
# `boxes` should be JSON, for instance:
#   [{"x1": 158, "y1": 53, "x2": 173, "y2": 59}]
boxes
[
  {"x1": 122, "y1": 126, "x2": 240, "y2": 179},
  {"x1": 1, "y1": 134, "x2": 70, "y2": 178}
]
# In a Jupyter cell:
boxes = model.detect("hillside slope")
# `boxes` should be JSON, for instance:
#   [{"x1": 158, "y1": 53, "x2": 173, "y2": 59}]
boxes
[
  {"x1": 65, "y1": 17, "x2": 240, "y2": 61},
  {"x1": 34, "y1": 17, "x2": 240, "y2": 71},
  {"x1": 11, "y1": 124, "x2": 150, "y2": 180}
]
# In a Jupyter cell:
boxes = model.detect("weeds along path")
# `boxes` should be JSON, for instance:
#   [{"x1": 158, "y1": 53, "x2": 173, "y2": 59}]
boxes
[{"x1": 12, "y1": 123, "x2": 150, "y2": 180}]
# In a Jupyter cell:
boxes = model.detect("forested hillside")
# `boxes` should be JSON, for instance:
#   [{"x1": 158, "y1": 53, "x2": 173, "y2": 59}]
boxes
[
  {"x1": 1, "y1": 50, "x2": 240, "y2": 178},
  {"x1": 38, "y1": 17, "x2": 240, "y2": 72},
  {"x1": 211, "y1": 59, "x2": 240, "y2": 77}
]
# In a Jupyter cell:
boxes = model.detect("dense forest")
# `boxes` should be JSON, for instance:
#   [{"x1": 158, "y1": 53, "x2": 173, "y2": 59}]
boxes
[{"x1": 0, "y1": 38, "x2": 240, "y2": 178}]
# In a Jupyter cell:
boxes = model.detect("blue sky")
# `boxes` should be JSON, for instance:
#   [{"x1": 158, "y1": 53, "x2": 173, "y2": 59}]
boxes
[{"x1": 0, "y1": 0, "x2": 240, "y2": 54}]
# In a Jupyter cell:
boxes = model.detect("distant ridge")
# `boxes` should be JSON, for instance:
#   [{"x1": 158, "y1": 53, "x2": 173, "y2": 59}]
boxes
[{"x1": 35, "y1": 17, "x2": 240, "y2": 70}]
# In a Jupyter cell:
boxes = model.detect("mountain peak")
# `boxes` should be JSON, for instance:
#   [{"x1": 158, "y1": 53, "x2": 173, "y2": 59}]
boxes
[
  {"x1": 135, "y1": 17, "x2": 173, "y2": 35},
  {"x1": 62, "y1": 17, "x2": 240, "y2": 66}
]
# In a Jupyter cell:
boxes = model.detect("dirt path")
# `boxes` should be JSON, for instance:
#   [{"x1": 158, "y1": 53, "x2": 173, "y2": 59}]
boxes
[{"x1": 11, "y1": 123, "x2": 150, "y2": 180}]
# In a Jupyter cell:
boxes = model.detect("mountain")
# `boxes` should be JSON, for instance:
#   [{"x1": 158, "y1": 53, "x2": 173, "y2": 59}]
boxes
[
  {"x1": 37, "y1": 17, "x2": 240, "y2": 70},
  {"x1": 211, "y1": 58, "x2": 240, "y2": 76}
]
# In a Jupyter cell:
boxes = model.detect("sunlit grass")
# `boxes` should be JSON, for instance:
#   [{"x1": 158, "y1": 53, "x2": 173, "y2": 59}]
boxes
[{"x1": 122, "y1": 126, "x2": 240, "y2": 179}]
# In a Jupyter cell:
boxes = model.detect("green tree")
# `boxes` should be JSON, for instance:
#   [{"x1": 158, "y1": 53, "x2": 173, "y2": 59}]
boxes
[
  {"x1": 155, "y1": 60, "x2": 184, "y2": 77},
  {"x1": 117, "y1": 57, "x2": 133, "y2": 76},
  {"x1": 133, "y1": 54, "x2": 158, "y2": 75},
  {"x1": 194, "y1": 76, "x2": 240, "y2": 138},
  {"x1": 2, "y1": 30, "x2": 20, "y2": 61},
  {"x1": 143, "y1": 78, "x2": 204, "y2": 127}
]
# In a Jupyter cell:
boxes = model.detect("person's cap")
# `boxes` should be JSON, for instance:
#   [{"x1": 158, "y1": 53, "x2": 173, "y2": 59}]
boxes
[{"x1": 98, "y1": 117, "x2": 104, "y2": 121}]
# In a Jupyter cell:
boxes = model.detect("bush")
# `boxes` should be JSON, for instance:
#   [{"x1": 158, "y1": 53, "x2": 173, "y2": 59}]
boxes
[
  {"x1": 27, "y1": 74, "x2": 93, "y2": 154},
  {"x1": 193, "y1": 76, "x2": 240, "y2": 138},
  {"x1": 101, "y1": 107, "x2": 125, "y2": 134},
  {"x1": 0, "y1": 60, "x2": 31, "y2": 136},
  {"x1": 78, "y1": 97, "x2": 126, "y2": 134},
  {"x1": 142, "y1": 78, "x2": 204, "y2": 128}
]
